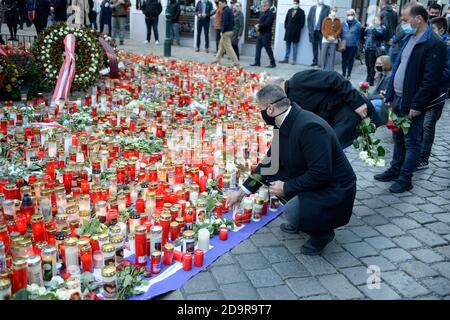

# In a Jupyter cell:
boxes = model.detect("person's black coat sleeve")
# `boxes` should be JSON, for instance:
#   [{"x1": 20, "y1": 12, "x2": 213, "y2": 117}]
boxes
[
  {"x1": 284, "y1": 9, "x2": 289, "y2": 29},
  {"x1": 299, "y1": 9, "x2": 305, "y2": 29},
  {"x1": 283, "y1": 123, "x2": 333, "y2": 197},
  {"x1": 259, "y1": 10, "x2": 274, "y2": 29},
  {"x1": 242, "y1": 146, "x2": 272, "y2": 194},
  {"x1": 411, "y1": 41, "x2": 447, "y2": 112}
]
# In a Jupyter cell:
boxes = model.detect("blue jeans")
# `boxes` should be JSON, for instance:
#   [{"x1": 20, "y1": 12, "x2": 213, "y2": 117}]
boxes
[
  {"x1": 254, "y1": 33, "x2": 275, "y2": 65},
  {"x1": 145, "y1": 16, "x2": 159, "y2": 42},
  {"x1": 321, "y1": 42, "x2": 337, "y2": 71},
  {"x1": 196, "y1": 18, "x2": 210, "y2": 49},
  {"x1": 312, "y1": 30, "x2": 322, "y2": 65},
  {"x1": 390, "y1": 95, "x2": 425, "y2": 182},
  {"x1": 420, "y1": 104, "x2": 444, "y2": 162},
  {"x1": 371, "y1": 99, "x2": 388, "y2": 124},
  {"x1": 341, "y1": 46, "x2": 357, "y2": 77},
  {"x1": 284, "y1": 41, "x2": 298, "y2": 62}
]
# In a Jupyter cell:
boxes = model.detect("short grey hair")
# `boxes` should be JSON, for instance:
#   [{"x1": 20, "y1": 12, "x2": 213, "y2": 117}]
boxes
[
  {"x1": 266, "y1": 76, "x2": 285, "y2": 88},
  {"x1": 261, "y1": 0, "x2": 270, "y2": 6},
  {"x1": 233, "y1": 2, "x2": 241, "y2": 9},
  {"x1": 256, "y1": 84, "x2": 290, "y2": 109}
]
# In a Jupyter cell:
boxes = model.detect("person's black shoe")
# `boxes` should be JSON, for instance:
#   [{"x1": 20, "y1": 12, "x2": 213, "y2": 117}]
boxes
[
  {"x1": 374, "y1": 170, "x2": 398, "y2": 182},
  {"x1": 280, "y1": 223, "x2": 299, "y2": 234},
  {"x1": 8, "y1": 37, "x2": 14, "y2": 41},
  {"x1": 250, "y1": 63, "x2": 260, "y2": 67},
  {"x1": 120, "y1": 40, "x2": 124, "y2": 45},
  {"x1": 266, "y1": 64, "x2": 276, "y2": 68},
  {"x1": 301, "y1": 231, "x2": 335, "y2": 256},
  {"x1": 278, "y1": 59, "x2": 288, "y2": 63},
  {"x1": 389, "y1": 180, "x2": 413, "y2": 193},
  {"x1": 416, "y1": 160, "x2": 429, "y2": 171},
  {"x1": 310, "y1": 63, "x2": 318, "y2": 67}
]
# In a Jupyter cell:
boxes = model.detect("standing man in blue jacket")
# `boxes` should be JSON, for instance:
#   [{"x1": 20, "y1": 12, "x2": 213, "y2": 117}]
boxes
[
  {"x1": 374, "y1": 3, "x2": 446, "y2": 193},
  {"x1": 307, "y1": 0, "x2": 330, "y2": 67},
  {"x1": 212, "y1": 0, "x2": 239, "y2": 66},
  {"x1": 195, "y1": 0, "x2": 213, "y2": 52},
  {"x1": 417, "y1": 16, "x2": 450, "y2": 170}
]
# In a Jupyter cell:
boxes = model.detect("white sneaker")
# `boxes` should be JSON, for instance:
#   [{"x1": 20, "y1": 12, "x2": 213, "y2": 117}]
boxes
[
  {"x1": 143, "y1": 40, "x2": 149, "y2": 44},
  {"x1": 155, "y1": 40, "x2": 159, "y2": 45}
]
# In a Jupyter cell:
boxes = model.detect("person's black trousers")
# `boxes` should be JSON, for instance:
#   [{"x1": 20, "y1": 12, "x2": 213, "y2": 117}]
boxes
[
  {"x1": 341, "y1": 46, "x2": 358, "y2": 77},
  {"x1": 33, "y1": 17, "x2": 48, "y2": 34},
  {"x1": 232, "y1": 42, "x2": 240, "y2": 60},
  {"x1": 254, "y1": 32, "x2": 275, "y2": 65},
  {"x1": 196, "y1": 18, "x2": 210, "y2": 49},
  {"x1": 312, "y1": 30, "x2": 322, "y2": 65},
  {"x1": 215, "y1": 29, "x2": 221, "y2": 52},
  {"x1": 365, "y1": 48, "x2": 377, "y2": 85},
  {"x1": 145, "y1": 16, "x2": 159, "y2": 42}
]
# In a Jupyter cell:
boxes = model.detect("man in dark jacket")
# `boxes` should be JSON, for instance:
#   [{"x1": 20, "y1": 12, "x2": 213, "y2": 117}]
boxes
[
  {"x1": 142, "y1": 0, "x2": 162, "y2": 44},
  {"x1": 28, "y1": 0, "x2": 50, "y2": 34},
  {"x1": 212, "y1": 0, "x2": 238, "y2": 65},
  {"x1": 250, "y1": 0, "x2": 276, "y2": 68},
  {"x1": 307, "y1": 0, "x2": 330, "y2": 67},
  {"x1": 279, "y1": 0, "x2": 305, "y2": 65},
  {"x1": 227, "y1": 84, "x2": 356, "y2": 255},
  {"x1": 231, "y1": 2, "x2": 244, "y2": 60},
  {"x1": 195, "y1": 0, "x2": 213, "y2": 52},
  {"x1": 268, "y1": 70, "x2": 382, "y2": 149},
  {"x1": 376, "y1": 3, "x2": 446, "y2": 193},
  {"x1": 169, "y1": 0, "x2": 180, "y2": 46},
  {"x1": 52, "y1": 0, "x2": 67, "y2": 22},
  {"x1": 380, "y1": 0, "x2": 399, "y2": 50}
]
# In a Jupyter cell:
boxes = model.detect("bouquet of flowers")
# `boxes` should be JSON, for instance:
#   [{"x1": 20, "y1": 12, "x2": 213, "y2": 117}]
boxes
[
  {"x1": 359, "y1": 82, "x2": 370, "y2": 95},
  {"x1": 386, "y1": 108, "x2": 411, "y2": 135},
  {"x1": 353, "y1": 118, "x2": 386, "y2": 167}
]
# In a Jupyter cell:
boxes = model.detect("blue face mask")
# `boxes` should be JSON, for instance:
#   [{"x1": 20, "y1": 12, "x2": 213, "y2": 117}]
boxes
[{"x1": 402, "y1": 23, "x2": 417, "y2": 35}]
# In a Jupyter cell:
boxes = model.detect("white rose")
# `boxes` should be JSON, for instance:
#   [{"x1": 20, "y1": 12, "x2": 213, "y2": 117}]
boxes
[
  {"x1": 365, "y1": 158, "x2": 376, "y2": 166},
  {"x1": 358, "y1": 151, "x2": 368, "y2": 161},
  {"x1": 376, "y1": 159, "x2": 385, "y2": 167},
  {"x1": 55, "y1": 288, "x2": 69, "y2": 300}
]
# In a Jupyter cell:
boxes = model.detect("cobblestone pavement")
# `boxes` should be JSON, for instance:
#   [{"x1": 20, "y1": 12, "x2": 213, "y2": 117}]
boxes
[{"x1": 9, "y1": 27, "x2": 450, "y2": 299}]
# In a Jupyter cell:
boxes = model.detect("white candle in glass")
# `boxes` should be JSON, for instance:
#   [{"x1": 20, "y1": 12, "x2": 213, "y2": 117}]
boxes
[{"x1": 197, "y1": 228, "x2": 210, "y2": 251}]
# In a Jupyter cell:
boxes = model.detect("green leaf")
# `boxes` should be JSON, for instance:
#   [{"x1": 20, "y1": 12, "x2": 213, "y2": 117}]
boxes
[
  {"x1": 377, "y1": 146, "x2": 385, "y2": 157},
  {"x1": 13, "y1": 288, "x2": 30, "y2": 300}
]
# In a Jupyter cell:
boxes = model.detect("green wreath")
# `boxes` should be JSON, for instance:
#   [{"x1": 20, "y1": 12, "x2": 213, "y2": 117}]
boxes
[{"x1": 31, "y1": 22, "x2": 106, "y2": 92}]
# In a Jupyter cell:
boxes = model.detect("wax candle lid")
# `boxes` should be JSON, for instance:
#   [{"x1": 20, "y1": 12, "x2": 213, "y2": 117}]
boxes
[
  {"x1": 151, "y1": 251, "x2": 162, "y2": 258},
  {"x1": 42, "y1": 245, "x2": 57, "y2": 255},
  {"x1": 101, "y1": 265, "x2": 116, "y2": 277},
  {"x1": 135, "y1": 225, "x2": 147, "y2": 234},
  {"x1": 164, "y1": 243, "x2": 174, "y2": 251},
  {"x1": 12, "y1": 257, "x2": 27, "y2": 268},
  {"x1": 102, "y1": 243, "x2": 115, "y2": 253},
  {"x1": 0, "y1": 278, "x2": 11, "y2": 290},
  {"x1": 27, "y1": 255, "x2": 41, "y2": 267},
  {"x1": 65, "y1": 237, "x2": 78, "y2": 247}
]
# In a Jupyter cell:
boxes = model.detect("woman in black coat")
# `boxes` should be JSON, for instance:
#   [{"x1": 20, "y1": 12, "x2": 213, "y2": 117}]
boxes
[
  {"x1": 279, "y1": 0, "x2": 305, "y2": 65},
  {"x1": 3, "y1": 0, "x2": 20, "y2": 40}
]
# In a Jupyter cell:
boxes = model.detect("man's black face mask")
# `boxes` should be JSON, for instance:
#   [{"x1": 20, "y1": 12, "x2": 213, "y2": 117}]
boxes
[{"x1": 260, "y1": 96, "x2": 288, "y2": 127}]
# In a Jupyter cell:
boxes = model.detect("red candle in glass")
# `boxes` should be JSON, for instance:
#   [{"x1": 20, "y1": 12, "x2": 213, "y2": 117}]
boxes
[
  {"x1": 12, "y1": 258, "x2": 28, "y2": 294},
  {"x1": 182, "y1": 253, "x2": 192, "y2": 271},
  {"x1": 16, "y1": 213, "x2": 27, "y2": 235},
  {"x1": 170, "y1": 222, "x2": 179, "y2": 241},
  {"x1": 194, "y1": 249, "x2": 204, "y2": 267},
  {"x1": 46, "y1": 227, "x2": 56, "y2": 245},
  {"x1": 173, "y1": 249, "x2": 184, "y2": 262},
  {"x1": 234, "y1": 212, "x2": 242, "y2": 227},
  {"x1": 80, "y1": 180, "x2": 90, "y2": 194},
  {"x1": 31, "y1": 214, "x2": 46, "y2": 242},
  {"x1": 63, "y1": 169, "x2": 73, "y2": 195},
  {"x1": 160, "y1": 213, "x2": 171, "y2": 246},
  {"x1": 45, "y1": 159, "x2": 56, "y2": 179},
  {"x1": 219, "y1": 227, "x2": 228, "y2": 241},
  {"x1": 135, "y1": 199, "x2": 145, "y2": 213},
  {"x1": 80, "y1": 245, "x2": 93, "y2": 273},
  {"x1": 135, "y1": 226, "x2": 147, "y2": 267},
  {"x1": 0, "y1": 224, "x2": 11, "y2": 254}
]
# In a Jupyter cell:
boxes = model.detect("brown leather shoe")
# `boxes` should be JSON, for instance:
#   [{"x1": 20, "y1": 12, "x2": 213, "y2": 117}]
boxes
[{"x1": 195, "y1": 48, "x2": 200, "y2": 52}]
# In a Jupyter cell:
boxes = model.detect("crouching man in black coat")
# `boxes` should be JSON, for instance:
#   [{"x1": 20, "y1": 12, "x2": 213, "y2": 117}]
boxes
[
  {"x1": 227, "y1": 85, "x2": 357, "y2": 255},
  {"x1": 268, "y1": 70, "x2": 383, "y2": 149}
]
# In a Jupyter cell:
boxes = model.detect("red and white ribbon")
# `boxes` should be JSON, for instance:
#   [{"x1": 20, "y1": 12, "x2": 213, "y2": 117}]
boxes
[
  {"x1": 51, "y1": 34, "x2": 76, "y2": 106},
  {"x1": 98, "y1": 37, "x2": 119, "y2": 78}
]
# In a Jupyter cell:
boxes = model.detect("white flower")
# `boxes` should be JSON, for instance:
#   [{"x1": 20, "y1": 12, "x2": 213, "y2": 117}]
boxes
[
  {"x1": 365, "y1": 158, "x2": 376, "y2": 166},
  {"x1": 376, "y1": 159, "x2": 385, "y2": 167},
  {"x1": 359, "y1": 151, "x2": 369, "y2": 161},
  {"x1": 50, "y1": 276, "x2": 65, "y2": 286},
  {"x1": 55, "y1": 288, "x2": 69, "y2": 300}
]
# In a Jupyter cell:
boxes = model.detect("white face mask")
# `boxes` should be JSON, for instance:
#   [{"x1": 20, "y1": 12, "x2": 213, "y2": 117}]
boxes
[
  {"x1": 318, "y1": 0, "x2": 324, "y2": 5},
  {"x1": 347, "y1": 15, "x2": 354, "y2": 21},
  {"x1": 293, "y1": 4, "x2": 299, "y2": 9},
  {"x1": 330, "y1": 11, "x2": 337, "y2": 17}
]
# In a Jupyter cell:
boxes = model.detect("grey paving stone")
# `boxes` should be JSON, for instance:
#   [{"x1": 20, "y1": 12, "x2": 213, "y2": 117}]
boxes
[
  {"x1": 282, "y1": 238, "x2": 307, "y2": 255},
  {"x1": 358, "y1": 284, "x2": 401, "y2": 300},
  {"x1": 356, "y1": 190, "x2": 372, "y2": 200},
  {"x1": 382, "y1": 271, "x2": 430, "y2": 298},
  {"x1": 183, "y1": 272, "x2": 218, "y2": 294},
  {"x1": 318, "y1": 274, "x2": 364, "y2": 299},
  {"x1": 365, "y1": 236, "x2": 396, "y2": 250},
  {"x1": 286, "y1": 277, "x2": 328, "y2": 298},
  {"x1": 410, "y1": 186, "x2": 435, "y2": 198},
  {"x1": 260, "y1": 246, "x2": 296, "y2": 263},
  {"x1": 352, "y1": 205, "x2": 376, "y2": 217},
  {"x1": 255, "y1": 227, "x2": 272, "y2": 234},
  {"x1": 270, "y1": 227, "x2": 303, "y2": 241},
  {"x1": 375, "y1": 207, "x2": 404, "y2": 218},
  {"x1": 434, "y1": 245, "x2": 450, "y2": 259},
  {"x1": 236, "y1": 252, "x2": 270, "y2": 270},
  {"x1": 187, "y1": 292, "x2": 223, "y2": 300},
  {"x1": 411, "y1": 249, "x2": 445, "y2": 263},
  {"x1": 399, "y1": 261, "x2": 439, "y2": 279},
  {"x1": 159, "y1": 289, "x2": 184, "y2": 300},
  {"x1": 365, "y1": 187, "x2": 387, "y2": 196},
  {"x1": 402, "y1": 196, "x2": 427, "y2": 205},
  {"x1": 376, "y1": 224, "x2": 406, "y2": 237},
  {"x1": 428, "y1": 196, "x2": 450, "y2": 206},
  {"x1": 221, "y1": 282, "x2": 260, "y2": 300},
  {"x1": 391, "y1": 203, "x2": 419, "y2": 213},
  {"x1": 379, "y1": 195, "x2": 404, "y2": 205},
  {"x1": 335, "y1": 230, "x2": 361, "y2": 244},
  {"x1": 381, "y1": 248, "x2": 413, "y2": 263},
  {"x1": 426, "y1": 222, "x2": 450, "y2": 235},
  {"x1": 296, "y1": 254, "x2": 338, "y2": 276},
  {"x1": 409, "y1": 228, "x2": 447, "y2": 247},
  {"x1": 422, "y1": 277, "x2": 450, "y2": 296},
  {"x1": 361, "y1": 256, "x2": 397, "y2": 271},
  {"x1": 340, "y1": 266, "x2": 370, "y2": 286},
  {"x1": 250, "y1": 233, "x2": 280, "y2": 247},
  {"x1": 210, "y1": 265, "x2": 249, "y2": 285},
  {"x1": 408, "y1": 212, "x2": 437, "y2": 224},
  {"x1": 416, "y1": 203, "x2": 445, "y2": 214},
  {"x1": 325, "y1": 251, "x2": 362, "y2": 269},
  {"x1": 321, "y1": 241, "x2": 345, "y2": 254},
  {"x1": 362, "y1": 199, "x2": 387, "y2": 209},
  {"x1": 245, "y1": 268, "x2": 284, "y2": 288},
  {"x1": 349, "y1": 226, "x2": 380, "y2": 238},
  {"x1": 343, "y1": 242, "x2": 378, "y2": 258},
  {"x1": 211, "y1": 252, "x2": 235, "y2": 266},
  {"x1": 392, "y1": 236, "x2": 423, "y2": 250},
  {"x1": 267, "y1": 216, "x2": 287, "y2": 227},
  {"x1": 257, "y1": 285, "x2": 297, "y2": 300},
  {"x1": 273, "y1": 261, "x2": 310, "y2": 279},
  {"x1": 391, "y1": 217, "x2": 422, "y2": 231},
  {"x1": 432, "y1": 262, "x2": 450, "y2": 279},
  {"x1": 300, "y1": 294, "x2": 335, "y2": 300},
  {"x1": 347, "y1": 215, "x2": 366, "y2": 227},
  {"x1": 230, "y1": 240, "x2": 258, "y2": 254},
  {"x1": 415, "y1": 181, "x2": 447, "y2": 192},
  {"x1": 362, "y1": 214, "x2": 389, "y2": 226},
  {"x1": 435, "y1": 213, "x2": 450, "y2": 224}
]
